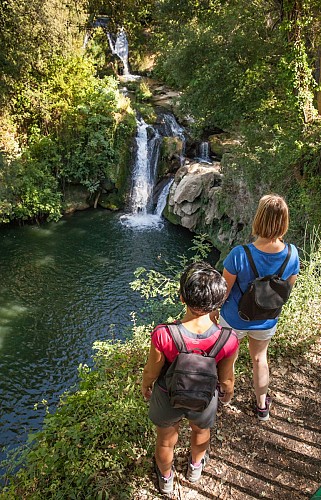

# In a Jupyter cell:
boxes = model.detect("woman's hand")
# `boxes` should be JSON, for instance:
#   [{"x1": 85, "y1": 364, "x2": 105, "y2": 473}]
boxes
[
  {"x1": 142, "y1": 343, "x2": 165, "y2": 401},
  {"x1": 142, "y1": 384, "x2": 153, "y2": 400},
  {"x1": 210, "y1": 309, "x2": 220, "y2": 324}
]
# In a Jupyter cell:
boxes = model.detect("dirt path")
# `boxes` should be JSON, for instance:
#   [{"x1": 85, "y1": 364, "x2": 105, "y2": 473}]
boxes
[{"x1": 136, "y1": 342, "x2": 321, "y2": 499}]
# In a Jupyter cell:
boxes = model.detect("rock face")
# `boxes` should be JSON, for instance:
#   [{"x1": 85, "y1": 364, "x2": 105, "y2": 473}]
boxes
[
  {"x1": 168, "y1": 162, "x2": 222, "y2": 229},
  {"x1": 165, "y1": 158, "x2": 255, "y2": 267}
]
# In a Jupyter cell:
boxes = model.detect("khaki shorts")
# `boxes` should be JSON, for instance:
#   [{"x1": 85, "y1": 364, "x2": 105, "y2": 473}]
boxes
[
  {"x1": 219, "y1": 317, "x2": 277, "y2": 341},
  {"x1": 148, "y1": 382, "x2": 218, "y2": 429}
]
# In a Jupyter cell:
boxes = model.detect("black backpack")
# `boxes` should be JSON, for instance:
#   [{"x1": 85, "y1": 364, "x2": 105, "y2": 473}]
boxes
[
  {"x1": 237, "y1": 244, "x2": 292, "y2": 321},
  {"x1": 165, "y1": 324, "x2": 232, "y2": 412}
]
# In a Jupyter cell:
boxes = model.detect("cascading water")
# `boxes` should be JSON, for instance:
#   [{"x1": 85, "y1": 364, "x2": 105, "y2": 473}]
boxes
[
  {"x1": 83, "y1": 22, "x2": 140, "y2": 81},
  {"x1": 107, "y1": 29, "x2": 140, "y2": 81},
  {"x1": 196, "y1": 141, "x2": 212, "y2": 164},
  {"x1": 129, "y1": 118, "x2": 161, "y2": 214},
  {"x1": 155, "y1": 179, "x2": 174, "y2": 217},
  {"x1": 82, "y1": 31, "x2": 91, "y2": 49},
  {"x1": 120, "y1": 113, "x2": 184, "y2": 229},
  {"x1": 107, "y1": 29, "x2": 130, "y2": 76},
  {"x1": 120, "y1": 117, "x2": 163, "y2": 229}
]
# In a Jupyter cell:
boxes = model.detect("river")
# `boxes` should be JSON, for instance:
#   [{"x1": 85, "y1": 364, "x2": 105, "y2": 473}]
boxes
[{"x1": 0, "y1": 209, "x2": 197, "y2": 468}]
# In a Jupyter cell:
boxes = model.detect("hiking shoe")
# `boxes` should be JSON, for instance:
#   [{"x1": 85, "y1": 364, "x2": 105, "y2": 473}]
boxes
[
  {"x1": 256, "y1": 395, "x2": 272, "y2": 421},
  {"x1": 186, "y1": 451, "x2": 209, "y2": 483},
  {"x1": 217, "y1": 383, "x2": 230, "y2": 406},
  {"x1": 154, "y1": 462, "x2": 174, "y2": 494}
]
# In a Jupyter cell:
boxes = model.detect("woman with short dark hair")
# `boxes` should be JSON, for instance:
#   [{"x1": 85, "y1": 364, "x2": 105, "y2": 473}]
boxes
[{"x1": 142, "y1": 261, "x2": 239, "y2": 494}]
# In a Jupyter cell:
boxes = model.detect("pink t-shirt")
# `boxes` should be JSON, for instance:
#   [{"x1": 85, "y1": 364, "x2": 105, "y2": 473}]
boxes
[{"x1": 151, "y1": 323, "x2": 239, "y2": 363}]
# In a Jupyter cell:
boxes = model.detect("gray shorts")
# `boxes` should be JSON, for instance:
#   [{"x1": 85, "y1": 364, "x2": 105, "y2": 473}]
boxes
[
  {"x1": 219, "y1": 317, "x2": 277, "y2": 341},
  {"x1": 148, "y1": 382, "x2": 218, "y2": 429}
]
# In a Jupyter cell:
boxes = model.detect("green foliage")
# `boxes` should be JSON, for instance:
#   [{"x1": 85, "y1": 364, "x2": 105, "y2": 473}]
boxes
[
  {"x1": 0, "y1": 154, "x2": 61, "y2": 223},
  {"x1": 1, "y1": 233, "x2": 320, "y2": 498},
  {"x1": 151, "y1": 0, "x2": 321, "y2": 245},
  {"x1": 0, "y1": 0, "x2": 87, "y2": 104},
  {"x1": 0, "y1": 54, "x2": 136, "y2": 223},
  {"x1": 153, "y1": 0, "x2": 286, "y2": 129},
  {"x1": 135, "y1": 79, "x2": 153, "y2": 101},
  {"x1": 130, "y1": 234, "x2": 212, "y2": 325},
  {"x1": 1, "y1": 327, "x2": 154, "y2": 499},
  {"x1": 272, "y1": 227, "x2": 321, "y2": 357}
]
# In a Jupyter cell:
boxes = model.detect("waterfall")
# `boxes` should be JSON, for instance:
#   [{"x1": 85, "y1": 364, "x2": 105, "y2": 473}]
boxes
[
  {"x1": 107, "y1": 29, "x2": 140, "y2": 81},
  {"x1": 120, "y1": 113, "x2": 183, "y2": 230},
  {"x1": 120, "y1": 118, "x2": 163, "y2": 229},
  {"x1": 155, "y1": 179, "x2": 174, "y2": 216},
  {"x1": 82, "y1": 32, "x2": 90, "y2": 49},
  {"x1": 129, "y1": 118, "x2": 161, "y2": 214},
  {"x1": 107, "y1": 29, "x2": 130, "y2": 76},
  {"x1": 196, "y1": 141, "x2": 212, "y2": 164}
]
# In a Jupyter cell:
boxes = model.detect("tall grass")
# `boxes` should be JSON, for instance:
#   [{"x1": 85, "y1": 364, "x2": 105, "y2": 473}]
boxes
[{"x1": 273, "y1": 227, "x2": 321, "y2": 357}]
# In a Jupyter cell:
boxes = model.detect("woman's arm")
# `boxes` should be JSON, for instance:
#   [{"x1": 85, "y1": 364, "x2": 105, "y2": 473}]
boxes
[
  {"x1": 287, "y1": 274, "x2": 298, "y2": 287},
  {"x1": 217, "y1": 351, "x2": 238, "y2": 404},
  {"x1": 222, "y1": 268, "x2": 237, "y2": 298},
  {"x1": 210, "y1": 268, "x2": 237, "y2": 323},
  {"x1": 142, "y1": 343, "x2": 165, "y2": 400}
]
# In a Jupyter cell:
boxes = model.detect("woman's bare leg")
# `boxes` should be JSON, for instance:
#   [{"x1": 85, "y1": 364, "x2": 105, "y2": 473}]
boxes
[
  {"x1": 189, "y1": 423, "x2": 210, "y2": 463},
  {"x1": 248, "y1": 337, "x2": 270, "y2": 408},
  {"x1": 155, "y1": 423, "x2": 179, "y2": 476}
]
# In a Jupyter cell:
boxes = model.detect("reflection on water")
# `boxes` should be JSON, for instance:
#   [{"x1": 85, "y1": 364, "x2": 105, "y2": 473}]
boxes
[{"x1": 0, "y1": 209, "x2": 196, "y2": 467}]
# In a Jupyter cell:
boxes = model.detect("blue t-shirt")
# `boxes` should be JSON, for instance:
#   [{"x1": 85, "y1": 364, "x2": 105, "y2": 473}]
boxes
[{"x1": 220, "y1": 243, "x2": 300, "y2": 330}]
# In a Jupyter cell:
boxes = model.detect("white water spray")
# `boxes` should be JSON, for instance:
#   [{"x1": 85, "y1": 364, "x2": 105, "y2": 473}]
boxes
[
  {"x1": 121, "y1": 114, "x2": 184, "y2": 230},
  {"x1": 155, "y1": 179, "x2": 174, "y2": 217},
  {"x1": 120, "y1": 118, "x2": 163, "y2": 229},
  {"x1": 196, "y1": 141, "x2": 212, "y2": 164}
]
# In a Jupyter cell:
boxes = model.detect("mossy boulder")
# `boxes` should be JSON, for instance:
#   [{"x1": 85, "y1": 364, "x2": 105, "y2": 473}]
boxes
[
  {"x1": 209, "y1": 133, "x2": 240, "y2": 157},
  {"x1": 98, "y1": 193, "x2": 122, "y2": 211},
  {"x1": 62, "y1": 184, "x2": 91, "y2": 213}
]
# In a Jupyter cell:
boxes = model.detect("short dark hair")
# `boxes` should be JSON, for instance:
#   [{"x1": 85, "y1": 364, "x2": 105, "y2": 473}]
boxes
[{"x1": 179, "y1": 261, "x2": 227, "y2": 313}]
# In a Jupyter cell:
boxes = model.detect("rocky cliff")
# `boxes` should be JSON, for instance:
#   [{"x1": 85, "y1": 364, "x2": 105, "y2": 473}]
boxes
[{"x1": 164, "y1": 154, "x2": 257, "y2": 268}]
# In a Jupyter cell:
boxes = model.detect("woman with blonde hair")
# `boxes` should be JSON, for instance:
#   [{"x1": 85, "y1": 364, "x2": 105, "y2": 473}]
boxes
[{"x1": 216, "y1": 194, "x2": 300, "y2": 420}]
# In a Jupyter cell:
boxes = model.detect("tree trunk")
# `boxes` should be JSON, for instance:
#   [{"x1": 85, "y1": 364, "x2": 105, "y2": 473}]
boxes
[
  {"x1": 317, "y1": 49, "x2": 321, "y2": 115},
  {"x1": 93, "y1": 190, "x2": 101, "y2": 209}
]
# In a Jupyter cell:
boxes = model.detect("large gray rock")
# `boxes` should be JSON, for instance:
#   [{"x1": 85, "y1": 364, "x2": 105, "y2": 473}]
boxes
[
  {"x1": 165, "y1": 158, "x2": 255, "y2": 267},
  {"x1": 168, "y1": 162, "x2": 222, "y2": 231}
]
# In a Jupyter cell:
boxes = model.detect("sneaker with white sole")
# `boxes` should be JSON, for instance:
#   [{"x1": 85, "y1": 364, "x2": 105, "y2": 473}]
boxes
[
  {"x1": 154, "y1": 461, "x2": 174, "y2": 494},
  {"x1": 186, "y1": 451, "x2": 209, "y2": 483},
  {"x1": 217, "y1": 383, "x2": 230, "y2": 406},
  {"x1": 256, "y1": 394, "x2": 272, "y2": 421}
]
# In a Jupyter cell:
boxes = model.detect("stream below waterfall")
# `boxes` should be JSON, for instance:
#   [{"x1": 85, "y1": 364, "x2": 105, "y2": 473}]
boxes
[{"x1": 0, "y1": 209, "x2": 196, "y2": 468}]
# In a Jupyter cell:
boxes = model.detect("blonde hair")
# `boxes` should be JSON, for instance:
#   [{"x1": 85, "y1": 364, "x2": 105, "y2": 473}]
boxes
[{"x1": 252, "y1": 194, "x2": 289, "y2": 240}]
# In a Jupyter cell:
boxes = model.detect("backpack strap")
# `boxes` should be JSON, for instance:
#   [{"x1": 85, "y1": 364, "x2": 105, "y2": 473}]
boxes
[
  {"x1": 235, "y1": 245, "x2": 258, "y2": 295},
  {"x1": 242, "y1": 245, "x2": 259, "y2": 278},
  {"x1": 243, "y1": 243, "x2": 291, "y2": 279},
  {"x1": 167, "y1": 323, "x2": 230, "y2": 357},
  {"x1": 207, "y1": 326, "x2": 232, "y2": 358},
  {"x1": 167, "y1": 324, "x2": 189, "y2": 353},
  {"x1": 277, "y1": 244, "x2": 291, "y2": 277}
]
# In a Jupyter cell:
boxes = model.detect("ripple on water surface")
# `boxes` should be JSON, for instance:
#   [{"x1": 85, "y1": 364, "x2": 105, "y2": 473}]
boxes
[{"x1": 0, "y1": 209, "x2": 196, "y2": 464}]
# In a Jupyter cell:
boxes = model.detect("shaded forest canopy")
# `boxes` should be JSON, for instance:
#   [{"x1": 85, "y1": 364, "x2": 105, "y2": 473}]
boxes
[{"x1": 1, "y1": 0, "x2": 321, "y2": 245}]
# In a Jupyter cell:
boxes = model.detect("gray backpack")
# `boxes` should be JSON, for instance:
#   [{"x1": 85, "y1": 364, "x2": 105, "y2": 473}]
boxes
[{"x1": 165, "y1": 324, "x2": 232, "y2": 412}]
